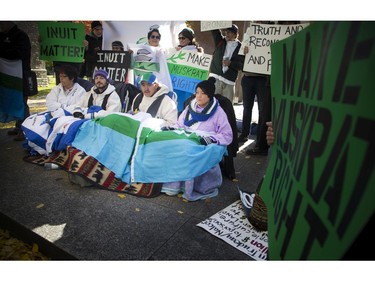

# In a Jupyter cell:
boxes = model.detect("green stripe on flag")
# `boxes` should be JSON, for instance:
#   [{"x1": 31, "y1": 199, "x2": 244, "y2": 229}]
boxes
[
  {"x1": 0, "y1": 72, "x2": 23, "y2": 92},
  {"x1": 133, "y1": 62, "x2": 160, "y2": 72},
  {"x1": 94, "y1": 114, "x2": 140, "y2": 137}
]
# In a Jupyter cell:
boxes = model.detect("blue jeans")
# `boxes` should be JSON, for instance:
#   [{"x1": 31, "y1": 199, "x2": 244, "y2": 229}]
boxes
[{"x1": 240, "y1": 75, "x2": 267, "y2": 137}]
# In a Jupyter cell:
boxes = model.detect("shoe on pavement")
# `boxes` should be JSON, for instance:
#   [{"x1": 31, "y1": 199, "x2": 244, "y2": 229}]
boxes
[
  {"x1": 246, "y1": 147, "x2": 268, "y2": 156},
  {"x1": 238, "y1": 134, "x2": 248, "y2": 143},
  {"x1": 13, "y1": 131, "x2": 25, "y2": 141},
  {"x1": 7, "y1": 128, "x2": 19, "y2": 136}
]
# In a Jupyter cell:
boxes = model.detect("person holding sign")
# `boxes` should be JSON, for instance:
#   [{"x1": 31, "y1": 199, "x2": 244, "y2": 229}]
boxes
[
  {"x1": 131, "y1": 73, "x2": 177, "y2": 126},
  {"x1": 161, "y1": 77, "x2": 233, "y2": 201},
  {"x1": 74, "y1": 69, "x2": 121, "y2": 119},
  {"x1": 175, "y1": 27, "x2": 203, "y2": 53},
  {"x1": 80, "y1": 21, "x2": 103, "y2": 82},
  {"x1": 208, "y1": 24, "x2": 244, "y2": 104}
]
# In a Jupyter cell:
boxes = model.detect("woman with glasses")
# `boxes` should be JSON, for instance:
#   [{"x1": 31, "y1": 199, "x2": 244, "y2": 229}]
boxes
[
  {"x1": 175, "y1": 27, "x2": 203, "y2": 53},
  {"x1": 147, "y1": 27, "x2": 161, "y2": 47}
]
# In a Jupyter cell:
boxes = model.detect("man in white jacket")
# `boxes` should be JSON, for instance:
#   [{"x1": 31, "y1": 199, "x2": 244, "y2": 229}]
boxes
[
  {"x1": 131, "y1": 73, "x2": 177, "y2": 126},
  {"x1": 75, "y1": 69, "x2": 122, "y2": 119}
]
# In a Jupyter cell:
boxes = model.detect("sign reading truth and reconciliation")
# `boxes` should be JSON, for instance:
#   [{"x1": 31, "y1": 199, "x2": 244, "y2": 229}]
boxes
[
  {"x1": 94, "y1": 51, "x2": 131, "y2": 83},
  {"x1": 261, "y1": 21, "x2": 375, "y2": 260},
  {"x1": 241, "y1": 23, "x2": 309, "y2": 75},
  {"x1": 200, "y1": 21, "x2": 232, "y2": 32},
  {"x1": 166, "y1": 49, "x2": 212, "y2": 93},
  {"x1": 38, "y1": 21, "x2": 85, "y2": 63}
]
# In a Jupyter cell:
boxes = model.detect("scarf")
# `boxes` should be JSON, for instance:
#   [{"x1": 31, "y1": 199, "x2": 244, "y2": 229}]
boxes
[{"x1": 184, "y1": 98, "x2": 218, "y2": 127}]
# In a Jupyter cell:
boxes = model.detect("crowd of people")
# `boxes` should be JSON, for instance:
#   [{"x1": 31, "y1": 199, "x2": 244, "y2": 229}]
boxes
[{"x1": 1, "y1": 21, "x2": 272, "y2": 202}]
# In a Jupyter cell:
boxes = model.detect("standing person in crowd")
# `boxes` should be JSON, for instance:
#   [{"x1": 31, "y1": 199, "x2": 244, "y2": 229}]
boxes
[
  {"x1": 131, "y1": 73, "x2": 177, "y2": 126},
  {"x1": 161, "y1": 77, "x2": 233, "y2": 201},
  {"x1": 111, "y1": 40, "x2": 124, "y2": 51},
  {"x1": 74, "y1": 69, "x2": 121, "y2": 119},
  {"x1": 175, "y1": 27, "x2": 203, "y2": 52},
  {"x1": 147, "y1": 26, "x2": 162, "y2": 47},
  {"x1": 0, "y1": 21, "x2": 31, "y2": 141},
  {"x1": 46, "y1": 64, "x2": 86, "y2": 113},
  {"x1": 174, "y1": 27, "x2": 203, "y2": 112},
  {"x1": 237, "y1": 44, "x2": 268, "y2": 144},
  {"x1": 208, "y1": 24, "x2": 244, "y2": 104},
  {"x1": 79, "y1": 21, "x2": 103, "y2": 82}
]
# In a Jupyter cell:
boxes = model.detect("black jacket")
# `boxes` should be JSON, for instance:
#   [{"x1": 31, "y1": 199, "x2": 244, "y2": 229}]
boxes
[{"x1": 209, "y1": 29, "x2": 244, "y2": 83}]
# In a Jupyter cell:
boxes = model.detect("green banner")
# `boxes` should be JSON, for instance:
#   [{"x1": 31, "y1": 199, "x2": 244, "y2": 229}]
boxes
[
  {"x1": 261, "y1": 21, "x2": 375, "y2": 260},
  {"x1": 38, "y1": 21, "x2": 85, "y2": 63}
]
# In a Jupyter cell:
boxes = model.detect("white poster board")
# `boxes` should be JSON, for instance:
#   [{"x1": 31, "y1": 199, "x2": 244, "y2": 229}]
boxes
[
  {"x1": 200, "y1": 21, "x2": 232, "y2": 32},
  {"x1": 197, "y1": 199, "x2": 268, "y2": 261},
  {"x1": 241, "y1": 23, "x2": 309, "y2": 74}
]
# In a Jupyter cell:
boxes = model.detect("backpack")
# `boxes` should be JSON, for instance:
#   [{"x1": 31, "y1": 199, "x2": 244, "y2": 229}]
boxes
[
  {"x1": 132, "y1": 92, "x2": 168, "y2": 117},
  {"x1": 113, "y1": 82, "x2": 142, "y2": 113}
]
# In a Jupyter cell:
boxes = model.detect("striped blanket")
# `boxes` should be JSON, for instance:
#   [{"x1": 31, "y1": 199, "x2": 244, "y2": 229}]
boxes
[{"x1": 23, "y1": 112, "x2": 226, "y2": 197}]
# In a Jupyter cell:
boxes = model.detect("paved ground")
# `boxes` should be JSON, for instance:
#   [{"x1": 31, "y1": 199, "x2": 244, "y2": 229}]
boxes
[{"x1": 0, "y1": 102, "x2": 269, "y2": 260}]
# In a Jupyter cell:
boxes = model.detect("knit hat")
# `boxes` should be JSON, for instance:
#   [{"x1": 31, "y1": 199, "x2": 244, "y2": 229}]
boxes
[
  {"x1": 179, "y1": 28, "x2": 195, "y2": 41},
  {"x1": 91, "y1": 21, "x2": 102, "y2": 30},
  {"x1": 196, "y1": 77, "x2": 216, "y2": 99},
  {"x1": 94, "y1": 69, "x2": 109, "y2": 82},
  {"x1": 112, "y1": 40, "x2": 124, "y2": 50},
  {"x1": 226, "y1": 24, "x2": 238, "y2": 34}
]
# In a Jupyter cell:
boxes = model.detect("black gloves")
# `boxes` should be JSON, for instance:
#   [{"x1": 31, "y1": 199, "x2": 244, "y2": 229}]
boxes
[
  {"x1": 73, "y1": 111, "x2": 85, "y2": 119},
  {"x1": 161, "y1": 126, "x2": 176, "y2": 131},
  {"x1": 200, "y1": 136, "x2": 217, "y2": 145}
]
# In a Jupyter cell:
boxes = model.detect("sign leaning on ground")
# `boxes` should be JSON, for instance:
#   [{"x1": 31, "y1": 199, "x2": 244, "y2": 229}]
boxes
[
  {"x1": 240, "y1": 22, "x2": 309, "y2": 75},
  {"x1": 38, "y1": 21, "x2": 85, "y2": 63},
  {"x1": 261, "y1": 21, "x2": 375, "y2": 260},
  {"x1": 166, "y1": 49, "x2": 212, "y2": 93}
]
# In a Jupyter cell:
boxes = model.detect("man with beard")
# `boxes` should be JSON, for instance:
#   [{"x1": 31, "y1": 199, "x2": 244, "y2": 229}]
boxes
[{"x1": 74, "y1": 69, "x2": 121, "y2": 119}]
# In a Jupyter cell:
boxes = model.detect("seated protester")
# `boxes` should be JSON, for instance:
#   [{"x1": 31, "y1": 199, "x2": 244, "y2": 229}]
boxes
[
  {"x1": 74, "y1": 69, "x2": 122, "y2": 119},
  {"x1": 131, "y1": 73, "x2": 177, "y2": 126},
  {"x1": 46, "y1": 64, "x2": 86, "y2": 114},
  {"x1": 161, "y1": 77, "x2": 233, "y2": 201}
]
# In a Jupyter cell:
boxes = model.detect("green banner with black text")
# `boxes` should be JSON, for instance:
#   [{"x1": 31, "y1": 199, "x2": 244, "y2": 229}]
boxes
[{"x1": 261, "y1": 21, "x2": 375, "y2": 260}]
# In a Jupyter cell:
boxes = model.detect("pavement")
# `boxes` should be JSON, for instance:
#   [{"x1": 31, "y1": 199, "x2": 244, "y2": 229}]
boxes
[{"x1": 0, "y1": 102, "x2": 270, "y2": 261}]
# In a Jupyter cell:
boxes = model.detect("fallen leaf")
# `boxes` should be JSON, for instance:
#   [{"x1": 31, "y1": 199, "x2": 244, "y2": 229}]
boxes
[
  {"x1": 232, "y1": 178, "x2": 239, "y2": 182},
  {"x1": 36, "y1": 203, "x2": 44, "y2": 209},
  {"x1": 182, "y1": 199, "x2": 189, "y2": 203},
  {"x1": 32, "y1": 243, "x2": 39, "y2": 253},
  {"x1": 117, "y1": 194, "x2": 126, "y2": 199},
  {"x1": 135, "y1": 208, "x2": 140, "y2": 212},
  {"x1": 177, "y1": 211, "x2": 184, "y2": 214}
]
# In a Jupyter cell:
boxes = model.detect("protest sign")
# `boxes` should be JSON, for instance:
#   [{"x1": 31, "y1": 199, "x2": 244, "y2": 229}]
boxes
[
  {"x1": 166, "y1": 49, "x2": 212, "y2": 93},
  {"x1": 38, "y1": 21, "x2": 85, "y2": 63},
  {"x1": 261, "y1": 21, "x2": 375, "y2": 260},
  {"x1": 197, "y1": 199, "x2": 268, "y2": 261},
  {"x1": 93, "y1": 50, "x2": 131, "y2": 83},
  {"x1": 241, "y1": 22, "x2": 309, "y2": 74},
  {"x1": 201, "y1": 21, "x2": 232, "y2": 32}
]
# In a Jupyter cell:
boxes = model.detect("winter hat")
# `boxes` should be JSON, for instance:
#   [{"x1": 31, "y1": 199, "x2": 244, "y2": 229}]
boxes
[
  {"x1": 94, "y1": 69, "x2": 109, "y2": 82},
  {"x1": 91, "y1": 21, "x2": 102, "y2": 30},
  {"x1": 112, "y1": 41, "x2": 124, "y2": 50},
  {"x1": 196, "y1": 77, "x2": 216, "y2": 99},
  {"x1": 226, "y1": 24, "x2": 238, "y2": 34},
  {"x1": 179, "y1": 28, "x2": 195, "y2": 41}
]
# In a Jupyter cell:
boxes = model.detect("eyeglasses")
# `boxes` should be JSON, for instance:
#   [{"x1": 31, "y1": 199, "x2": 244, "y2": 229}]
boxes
[
  {"x1": 150, "y1": 35, "x2": 160, "y2": 40},
  {"x1": 178, "y1": 37, "x2": 186, "y2": 40}
]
